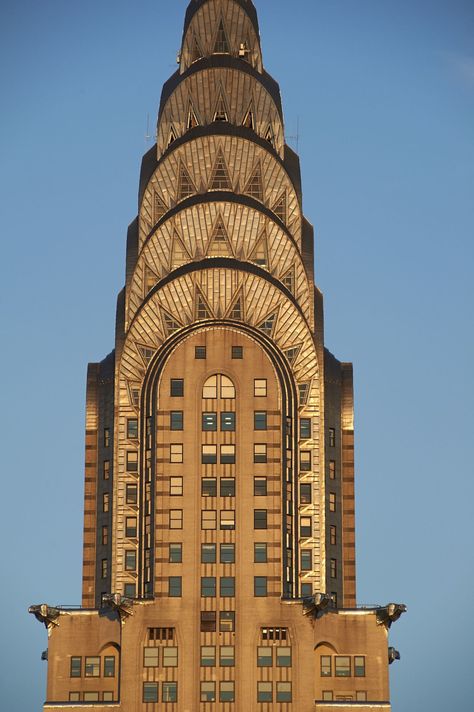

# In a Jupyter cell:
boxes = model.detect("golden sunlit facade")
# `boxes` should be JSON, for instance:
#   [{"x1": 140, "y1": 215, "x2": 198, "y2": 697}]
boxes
[{"x1": 30, "y1": 2, "x2": 405, "y2": 710}]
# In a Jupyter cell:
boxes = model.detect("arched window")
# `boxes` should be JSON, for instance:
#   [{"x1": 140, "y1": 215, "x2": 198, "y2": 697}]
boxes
[{"x1": 202, "y1": 374, "x2": 235, "y2": 399}]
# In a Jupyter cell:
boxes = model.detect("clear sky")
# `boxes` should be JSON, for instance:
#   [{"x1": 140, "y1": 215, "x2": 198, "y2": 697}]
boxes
[{"x1": 1, "y1": 1, "x2": 473, "y2": 709}]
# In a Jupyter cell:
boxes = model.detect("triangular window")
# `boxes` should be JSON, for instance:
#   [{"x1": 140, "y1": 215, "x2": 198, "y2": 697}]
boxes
[
  {"x1": 208, "y1": 217, "x2": 232, "y2": 256},
  {"x1": 284, "y1": 345, "x2": 301, "y2": 365},
  {"x1": 161, "y1": 309, "x2": 181, "y2": 336},
  {"x1": 187, "y1": 104, "x2": 200, "y2": 130},
  {"x1": 209, "y1": 152, "x2": 232, "y2": 191},
  {"x1": 244, "y1": 163, "x2": 264, "y2": 202},
  {"x1": 153, "y1": 193, "x2": 167, "y2": 223},
  {"x1": 137, "y1": 344, "x2": 155, "y2": 365},
  {"x1": 190, "y1": 33, "x2": 202, "y2": 63},
  {"x1": 249, "y1": 232, "x2": 268, "y2": 268},
  {"x1": 229, "y1": 295, "x2": 243, "y2": 320},
  {"x1": 265, "y1": 125, "x2": 275, "y2": 148},
  {"x1": 258, "y1": 311, "x2": 278, "y2": 337},
  {"x1": 177, "y1": 163, "x2": 196, "y2": 202},
  {"x1": 242, "y1": 105, "x2": 254, "y2": 130},
  {"x1": 272, "y1": 192, "x2": 287, "y2": 224},
  {"x1": 167, "y1": 125, "x2": 177, "y2": 147},
  {"x1": 144, "y1": 264, "x2": 159, "y2": 294},
  {"x1": 213, "y1": 91, "x2": 229, "y2": 122},
  {"x1": 281, "y1": 266, "x2": 295, "y2": 294},
  {"x1": 196, "y1": 289, "x2": 212, "y2": 320},
  {"x1": 170, "y1": 232, "x2": 190, "y2": 269},
  {"x1": 214, "y1": 20, "x2": 230, "y2": 54}
]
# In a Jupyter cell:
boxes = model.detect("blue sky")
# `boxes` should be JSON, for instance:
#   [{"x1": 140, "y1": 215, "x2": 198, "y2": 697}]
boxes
[{"x1": 1, "y1": 1, "x2": 473, "y2": 709}]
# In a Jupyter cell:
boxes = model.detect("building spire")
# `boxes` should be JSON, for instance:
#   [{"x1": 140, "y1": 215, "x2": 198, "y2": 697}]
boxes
[{"x1": 180, "y1": 0, "x2": 262, "y2": 74}]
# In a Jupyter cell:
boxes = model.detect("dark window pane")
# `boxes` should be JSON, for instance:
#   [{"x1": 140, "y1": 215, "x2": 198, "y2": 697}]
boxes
[
  {"x1": 104, "y1": 656, "x2": 115, "y2": 677},
  {"x1": 124, "y1": 583, "x2": 136, "y2": 598},
  {"x1": 300, "y1": 451, "x2": 311, "y2": 471},
  {"x1": 125, "y1": 484, "x2": 138, "y2": 504},
  {"x1": 170, "y1": 411, "x2": 183, "y2": 430},
  {"x1": 202, "y1": 412, "x2": 217, "y2": 431},
  {"x1": 257, "y1": 647, "x2": 272, "y2": 667},
  {"x1": 254, "y1": 477, "x2": 267, "y2": 496},
  {"x1": 254, "y1": 543, "x2": 267, "y2": 562},
  {"x1": 169, "y1": 543, "x2": 182, "y2": 563},
  {"x1": 201, "y1": 577, "x2": 216, "y2": 597},
  {"x1": 202, "y1": 478, "x2": 217, "y2": 497},
  {"x1": 143, "y1": 683, "x2": 158, "y2": 703},
  {"x1": 170, "y1": 379, "x2": 184, "y2": 397},
  {"x1": 127, "y1": 418, "x2": 138, "y2": 439},
  {"x1": 254, "y1": 576, "x2": 267, "y2": 597},
  {"x1": 220, "y1": 681, "x2": 235, "y2": 702},
  {"x1": 195, "y1": 346, "x2": 206, "y2": 359},
  {"x1": 221, "y1": 412, "x2": 236, "y2": 431},
  {"x1": 201, "y1": 543, "x2": 216, "y2": 563},
  {"x1": 254, "y1": 411, "x2": 267, "y2": 430},
  {"x1": 220, "y1": 543, "x2": 235, "y2": 563},
  {"x1": 126, "y1": 451, "x2": 138, "y2": 472},
  {"x1": 220, "y1": 478, "x2": 235, "y2": 497},
  {"x1": 70, "y1": 657, "x2": 81, "y2": 678},
  {"x1": 125, "y1": 550, "x2": 136, "y2": 571},
  {"x1": 220, "y1": 445, "x2": 235, "y2": 464},
  {"x1": 300, "y1": 483, "x2": 312, "y2": 504},
  {"x1": 300, "y1": 418, "x2": 311, "y2": 439},
  {"x1": 253, "y1": 444, "x2": 267, "y2": 463},
  {"x1": 201, "y1": 611, "x2": 216, "y2": 632},
  {"x1": 301, "y1": 550, "x2": 312, "y2": 571},
  {"x1": 254, "y1": 510, "x2": 268, "y2": 529},
  {"x1": 202, "y1": 445, "x2": 217, "y2": 464},
  {"x1": 220, "y1": 576, "x2": 235, "y2": 597},
  {"x1": 125, "y1": 517, "x2": 137, "y2": 537},
  {"x1": 168, "y1": 576, "x2": 182, "y2": 597},
  {"x1": 231, "y1": 346, "x2": 243, "y2": 359}
]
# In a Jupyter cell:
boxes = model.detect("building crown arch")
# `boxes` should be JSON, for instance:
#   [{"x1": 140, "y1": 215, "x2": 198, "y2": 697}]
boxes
[
  {"x1": 139, "y1": 134, "x2": 303, "y2": 250},
  {"x1": 156, "y1": 68, "x2": 284, "y2": 157},
  {"x1": 180, "y1": 0, "x2": 263, "y2": 74},
  {"x1": 118, "y1": 267, "x2": 320, "y2": 408},
  {"x1": 128, "y1": 200, "x2": 312, "y2": 327}
]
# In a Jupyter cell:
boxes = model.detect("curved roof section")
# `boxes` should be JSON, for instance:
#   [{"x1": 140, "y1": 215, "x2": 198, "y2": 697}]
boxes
[
  {"x1": 183, "y1": 0, "x2": 260, "y2": 43},
  {"x1": 159, "y1": 55, "x2": 282, "y2": 125},
  {"x1": 156, "y1": 64, "x2": 284, "y2": 158}
]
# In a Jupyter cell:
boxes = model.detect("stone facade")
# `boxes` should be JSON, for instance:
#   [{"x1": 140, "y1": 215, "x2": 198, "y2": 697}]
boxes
[{"x1": 31, "y1": 1, "x2": 404, "y2": 709}]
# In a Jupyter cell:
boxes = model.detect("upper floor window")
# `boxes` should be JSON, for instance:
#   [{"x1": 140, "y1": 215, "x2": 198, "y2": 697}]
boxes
[
  {"x1": 254, "y1": 379, "x2": 267, "y2": 397},
  {"x1": 170, "y1": 411, "x2": 183, "y2": 430},
  {"x1": 127, "y1": 418, "x2": 138, "y2": 439},
  {"x1": 329, "y1": 428, "x2": 336, "y2": 447},
  {"x1": 300, "y1": 418, "x2": 311, "y2": 439},
  {"x1": 202, "y1": 374, "x2": 235, "y2": 399},
  {"x1": 170, "y1": 379, "x2": 184, "y2": 397}
]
